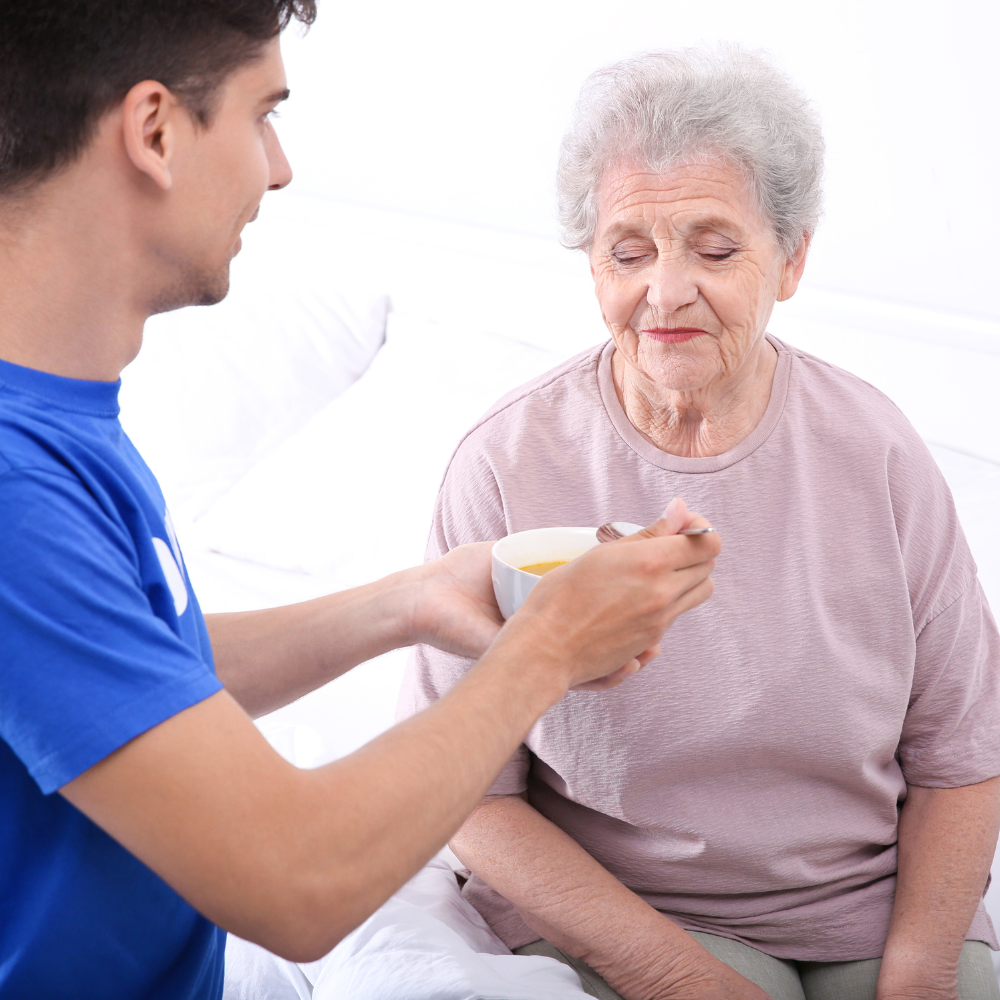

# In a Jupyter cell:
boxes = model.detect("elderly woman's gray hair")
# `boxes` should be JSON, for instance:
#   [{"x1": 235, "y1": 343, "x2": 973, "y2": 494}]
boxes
[{"x1": 558, "y1": 46, "x2": 824, "y2": 256}]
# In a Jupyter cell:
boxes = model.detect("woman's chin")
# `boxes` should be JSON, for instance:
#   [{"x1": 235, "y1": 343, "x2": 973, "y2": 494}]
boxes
[{"x1": 636, "y1": 343, "x2": 719, "y2": 392}]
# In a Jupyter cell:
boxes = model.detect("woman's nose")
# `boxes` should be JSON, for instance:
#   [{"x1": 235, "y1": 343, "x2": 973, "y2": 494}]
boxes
[{"x1": 646, "y1": 259, "x2": 698, "y2": 314}]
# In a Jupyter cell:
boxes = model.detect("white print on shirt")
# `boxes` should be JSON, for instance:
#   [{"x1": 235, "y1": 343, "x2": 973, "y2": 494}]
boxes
[
  {"x1": 153, "y1": 509, "x2": 188, "y2": 616},
  {"x1": 152, "y1": 538, "x2": 188, "y2": 616},
  {"x1": 163, "y1": 509, "x2": 184, "y2": 572}
]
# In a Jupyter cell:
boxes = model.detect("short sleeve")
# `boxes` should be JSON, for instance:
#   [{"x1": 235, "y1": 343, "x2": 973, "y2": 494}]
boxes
[
  {"x1": 898, "y1": 579, "x2": 1000, "y2": 786},
  {"x1": 395, "y1": 432, "x2": 530, "y2": 796},
  {"x1": 0, "y1": 470, "x2": 222, "y2": 793}
]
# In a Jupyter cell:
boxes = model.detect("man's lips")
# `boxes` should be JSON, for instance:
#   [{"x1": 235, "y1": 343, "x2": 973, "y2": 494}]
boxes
[{"x1": 641, "y1": 327, "x2": 708, "y2": 343}]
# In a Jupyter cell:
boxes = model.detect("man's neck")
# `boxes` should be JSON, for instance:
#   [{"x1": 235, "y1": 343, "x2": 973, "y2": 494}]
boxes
[
  {"x1": 612, "y1": 337, "x2": 778, "y2": 459},
  {"x1": 0, "y1": 178, "x2": 146, "y2": 382}
]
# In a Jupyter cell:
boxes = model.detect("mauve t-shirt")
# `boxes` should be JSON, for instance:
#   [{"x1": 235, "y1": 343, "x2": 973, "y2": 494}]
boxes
[{"x1": 398, "y1": 336, "x2": 1000, "y2": 961}]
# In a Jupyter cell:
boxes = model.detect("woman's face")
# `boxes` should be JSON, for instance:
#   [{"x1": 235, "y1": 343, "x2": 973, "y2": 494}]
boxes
[{"x1": 590, "y1": 159, "x2": 806, "y2": 393}]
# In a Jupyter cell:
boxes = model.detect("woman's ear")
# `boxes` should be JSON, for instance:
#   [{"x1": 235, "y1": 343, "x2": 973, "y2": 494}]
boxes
[
  {"x1": 120, "y1": 80, "x2": 179, "y2": 191},
  {"x1": 777, "y1": 233, "x2": 811, "y2": 302}
]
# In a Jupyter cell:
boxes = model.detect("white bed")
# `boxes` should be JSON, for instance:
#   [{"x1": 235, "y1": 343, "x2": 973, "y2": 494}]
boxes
[{"x1": 119, "y1": 191, "x2": 1000, "y2": 993}]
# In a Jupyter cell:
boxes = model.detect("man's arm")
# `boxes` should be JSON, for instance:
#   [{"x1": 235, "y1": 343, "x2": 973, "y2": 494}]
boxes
[
  {"x1": 451, "y1": 795, "x2": 768, "y2": 1000},
  {"x1": 207, "y1": 541, "x2": 503, "y2": 717},
  {"x1": 876, "y1": 778, "x2": 1000, "y2": 1000},
  {"x1": 63, "y1": 518, "x2": 719, "y2": 962}
]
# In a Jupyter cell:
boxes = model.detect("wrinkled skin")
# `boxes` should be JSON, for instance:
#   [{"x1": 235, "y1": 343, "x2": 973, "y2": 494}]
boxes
[{"x1": 590, "y1": 159, "x2": 808, "y2": 458}]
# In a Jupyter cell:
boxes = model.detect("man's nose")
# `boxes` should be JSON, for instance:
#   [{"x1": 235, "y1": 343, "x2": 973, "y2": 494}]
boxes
[
  {"x1": 646, "y1": 257, "x2": 698, "y2": 314},
  {"x1": 266, "y1": 127, "x2": 293, "y2": 191}
]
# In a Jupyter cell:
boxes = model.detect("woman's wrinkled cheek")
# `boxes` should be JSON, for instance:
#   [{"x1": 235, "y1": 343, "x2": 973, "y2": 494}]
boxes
[{"x1": 595, "y1": 270, "x2": 646, "y2": 357}]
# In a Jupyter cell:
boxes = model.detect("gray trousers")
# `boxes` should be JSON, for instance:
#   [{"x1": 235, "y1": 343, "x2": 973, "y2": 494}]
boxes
[{"x1": 515, "y1": 932, "x2": 1000, "y2": 1000}]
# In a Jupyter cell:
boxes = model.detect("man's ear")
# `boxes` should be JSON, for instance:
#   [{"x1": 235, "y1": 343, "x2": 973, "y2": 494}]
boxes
[
  {"x1": 120, "y1": 81, "x2": 180, "y2": 191},
  {"x1": 777, "y1": 233, "x2": 811, "y2": 302}
]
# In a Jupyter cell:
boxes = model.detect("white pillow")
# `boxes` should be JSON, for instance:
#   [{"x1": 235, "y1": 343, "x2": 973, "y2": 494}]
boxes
[
  {"x1": 119, "y1": 260, "x2": 389, "y2": 524},
  {"x1": 191, "y1": 315, "x2": 568, "y2": 587}
]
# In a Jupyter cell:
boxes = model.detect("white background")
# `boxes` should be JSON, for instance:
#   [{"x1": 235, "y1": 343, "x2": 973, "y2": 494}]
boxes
[{"x1": 277, "y1": 0, "x2": 999, "y2": 321}]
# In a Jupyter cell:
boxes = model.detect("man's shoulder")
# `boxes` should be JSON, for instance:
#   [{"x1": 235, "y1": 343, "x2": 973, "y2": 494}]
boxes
[{"x1": 0, "y1": 389, "x2": 81, "y2": 474}]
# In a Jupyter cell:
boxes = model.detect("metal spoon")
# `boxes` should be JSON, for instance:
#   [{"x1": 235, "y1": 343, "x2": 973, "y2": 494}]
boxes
[{"x1": 596, "y1": 521, "x2": 717, "y2": 543}]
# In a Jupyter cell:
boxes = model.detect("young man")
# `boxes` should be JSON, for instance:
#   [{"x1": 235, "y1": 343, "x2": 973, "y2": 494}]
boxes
[{"x1": 0, "y1": 3, "x2": 720, "y2": 998}]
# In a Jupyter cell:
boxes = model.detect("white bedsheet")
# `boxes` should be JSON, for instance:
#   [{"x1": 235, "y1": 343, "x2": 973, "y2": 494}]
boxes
[{"x1": 223, "y1": 857, "x2": 588, "y2": 1000}]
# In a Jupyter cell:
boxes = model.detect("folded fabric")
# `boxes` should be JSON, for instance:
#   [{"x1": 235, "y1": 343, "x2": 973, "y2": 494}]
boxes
[
  {"x1": 224, "y1": 858, "x2": 588, "y2": 1000},
  {"x1": 120, "y1": 250, "x2": 389, "y2": 526},
  {"x1": 193, "y1": 314, "x2": 565, "y2": 589}
]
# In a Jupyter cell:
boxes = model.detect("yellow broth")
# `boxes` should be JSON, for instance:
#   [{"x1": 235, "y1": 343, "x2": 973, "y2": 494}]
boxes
[{"x1": 519, "y1": 560, "x2": 569, "y2": 576}]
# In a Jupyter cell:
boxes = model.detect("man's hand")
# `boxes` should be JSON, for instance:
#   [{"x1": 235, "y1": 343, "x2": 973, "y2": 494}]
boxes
[
  {"x1": 405, "y1": 497, "x2": 717, "y2": 694},
  {"x1": 568, "y1": 497, "x2": 704, "y2": 691},
  {"x1": 211, "y1": 499, "x2": 716, "y2": 714},
  {"x1": 495, "y1": 499, "x2": 719, "y2": 692},
  {"x1": 407, "y1": 542, "x2": 505, "y2": 659}
]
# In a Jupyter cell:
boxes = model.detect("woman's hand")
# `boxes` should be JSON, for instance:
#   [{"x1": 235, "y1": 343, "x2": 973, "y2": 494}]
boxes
[
  {"x1": 636, "y1": 954, "x2": 772, "y2": 1000},
  {"x1": 876, "y1": 990, "x2": 955, "y2": 1000},
  {"x1": 874, "y1": 779, "x2": 1000, "y2": 1000},
  {"x1": 592, "y1": 928, "x2": 770, "y2": 1000}
]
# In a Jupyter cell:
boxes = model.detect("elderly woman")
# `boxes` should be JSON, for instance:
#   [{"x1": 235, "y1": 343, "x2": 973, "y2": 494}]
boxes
[{"x1": 399, "y1": 48, "x2": 1000, "y2": 1000}]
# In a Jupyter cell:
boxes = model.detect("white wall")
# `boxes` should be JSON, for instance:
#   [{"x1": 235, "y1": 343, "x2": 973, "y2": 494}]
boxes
[{"x1": 275, "y1": 0, "x2": 999, "y2": 322}]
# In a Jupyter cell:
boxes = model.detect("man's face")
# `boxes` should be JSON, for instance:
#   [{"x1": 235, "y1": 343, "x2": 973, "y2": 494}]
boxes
[{"x1": 147, "y1": 38, "x2": 292, "y2": 313}]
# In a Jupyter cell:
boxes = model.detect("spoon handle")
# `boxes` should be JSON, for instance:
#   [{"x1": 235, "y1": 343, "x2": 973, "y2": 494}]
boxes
[{"x1": 597, "y1": 522, "x2": 716, "y2": 542}]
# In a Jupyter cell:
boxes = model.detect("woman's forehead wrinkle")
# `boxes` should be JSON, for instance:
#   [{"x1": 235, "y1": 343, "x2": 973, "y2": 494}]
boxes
[{"x1": 599, "y1": 164, "x2": 757, "y2": 244}]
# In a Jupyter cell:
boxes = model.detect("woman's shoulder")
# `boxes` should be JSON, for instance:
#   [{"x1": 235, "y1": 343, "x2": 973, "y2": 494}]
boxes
[
  {"x1": 477, "y1": 343, "x2": 605, "y2": 422},
  {"x1": 777, "y1": 337, "x2": 925, "y2": 451},
  {"x1": 451, "y1": 343, "x2": 607, "y2": 454}
]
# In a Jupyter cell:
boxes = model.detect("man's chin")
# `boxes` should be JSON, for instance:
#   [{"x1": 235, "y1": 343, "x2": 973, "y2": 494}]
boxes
[{"x1": 148, "y1": 265, "x2": 231, "y2": 315}]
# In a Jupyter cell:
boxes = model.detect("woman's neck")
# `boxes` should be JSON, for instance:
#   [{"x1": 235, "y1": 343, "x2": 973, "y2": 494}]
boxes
[{"x1": 611, "y1": 337, "x2": 778, "y2": 458}]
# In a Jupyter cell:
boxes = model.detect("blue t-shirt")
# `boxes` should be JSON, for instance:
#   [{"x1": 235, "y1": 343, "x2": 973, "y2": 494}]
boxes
[{"x1": 0, "y1": 357, "x2": 225, "y2": 999}]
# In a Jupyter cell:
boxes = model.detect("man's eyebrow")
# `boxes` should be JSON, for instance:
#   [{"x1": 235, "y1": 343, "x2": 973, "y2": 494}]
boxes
[{"x1": 260, "y1": 88, "x2": 291, "y2": 107}]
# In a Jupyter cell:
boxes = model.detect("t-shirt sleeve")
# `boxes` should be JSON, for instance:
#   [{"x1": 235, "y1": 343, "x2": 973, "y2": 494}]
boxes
[
  {"x1": 395, "y1": 433, "x2": 531, "y2": 796},
  {"x1": 885, "y1": 431, "x2": 1000, "y2": 786},
  {"x1": 898, "y1": 578, "x2": 1000, "y2": 787},
  {"x1": 0, "y1": 469, "x2": 222, "y2": 794}
]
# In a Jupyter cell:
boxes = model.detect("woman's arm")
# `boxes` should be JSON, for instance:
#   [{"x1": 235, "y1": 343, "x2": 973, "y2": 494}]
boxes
[
  {"x1": 452, "y1": 795, "x2": 768, "y2": 1000},
  {"x1": 877, "y1": 778, "x2": 1000, "y2": 1000}
]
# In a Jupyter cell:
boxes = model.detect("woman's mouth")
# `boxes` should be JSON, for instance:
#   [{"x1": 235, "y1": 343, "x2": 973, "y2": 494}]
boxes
[{"x1": 641, "y1": 328, "x2": 708, "y2": 343}]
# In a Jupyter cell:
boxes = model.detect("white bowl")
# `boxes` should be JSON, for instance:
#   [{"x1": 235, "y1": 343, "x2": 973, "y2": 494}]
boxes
[{"x1": 491, "y1": 526, "x2": 600, "y2": 620}]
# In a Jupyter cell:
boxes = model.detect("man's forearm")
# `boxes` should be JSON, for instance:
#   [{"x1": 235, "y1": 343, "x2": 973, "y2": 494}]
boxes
[
  {"x1": 878, "y1": 778, "x2": 1000, "y2": 998},
  {"x1": 451, "y1": 795, "x2": 724, "y2": 999},
  {"x1": 65, "y1": 642, "x2": 571, "y2": 961},
  {"x1": 207, "y1": 569, "x2": 421, "y2": 716}
]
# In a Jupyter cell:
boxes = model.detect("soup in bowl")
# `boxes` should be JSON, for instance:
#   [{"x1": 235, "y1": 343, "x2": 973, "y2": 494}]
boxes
[{"x1": 491, "y1": 527, "x2": 600, "y2": 619}]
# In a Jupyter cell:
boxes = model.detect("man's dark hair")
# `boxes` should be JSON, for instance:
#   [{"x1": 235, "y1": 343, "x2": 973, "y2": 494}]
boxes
[{"x1": 0, "y1": 0, "x2": 317, "y2": 195}]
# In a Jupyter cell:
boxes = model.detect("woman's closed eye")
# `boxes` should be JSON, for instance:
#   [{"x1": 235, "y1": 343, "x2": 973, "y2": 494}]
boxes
[
  {"x1": 694, "y1": 239, "x2": 741, "y2": 262},
  {"x1": 607, "y1": 239, "x2": 656, "y2": 266}
]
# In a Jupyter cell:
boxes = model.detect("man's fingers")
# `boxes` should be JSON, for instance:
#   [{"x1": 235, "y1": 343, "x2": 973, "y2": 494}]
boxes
[
  {"x1": 570, "y1": 660, "x2": 637, "y2": 692},
  {"x1": 636, "y1": 645, "x2": 661, "y2": 667},
  {"x1": 626, "y1": 497, "x2": 718, "y2": 552},
  {"x1": 663, "y1": 575, "x2": 715, "y2": 623},
  {"x1": 571, "y1": 643, "x2": 664, "y2": 692}
]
